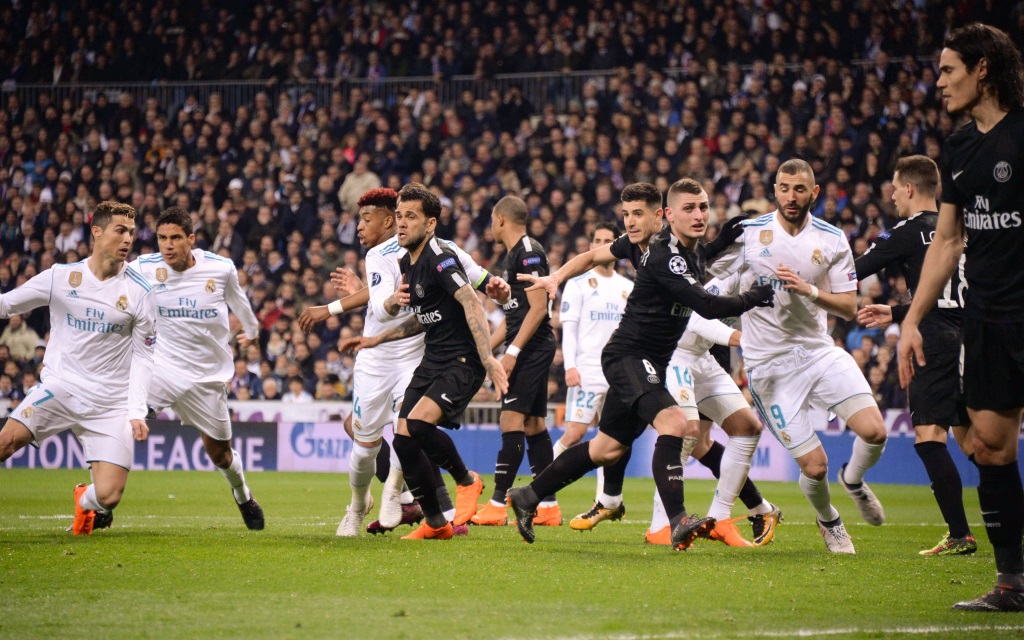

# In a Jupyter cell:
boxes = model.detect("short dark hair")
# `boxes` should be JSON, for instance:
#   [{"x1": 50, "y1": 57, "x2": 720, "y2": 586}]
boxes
[
  {"x1": 357, "y1": 187, "x2": 399, "y2": 211},
  {"x1": 777, "y1": 158, "x2": 815, "y2": 181},
  {"x1": 591, "y1": 222, "x2": 620, "y2": 240},
  {"x1": 893, "y1": 155, "x2": 939, "y2": 197},
  {"x1": 494, "y1": 195, "x2": 529, "y2": 226},
  {"x1": 620, "y1": 182, "x2": 662, "y2": 208},
  {"x1": 397, "y1": 183, "x2": 441, "y2": 219},
  {"x1": 667, "y1": 177, "x2": 703, "y2": 198},
  {"x1": 945, "y1": 23, "x2": 1024, "y2": 111},
  {"x1": 92, "y1": 201, "x2": 136, "y2": 229},
  {"x1": 156, "y1": 207, "x2": 193, "y2": 234}
]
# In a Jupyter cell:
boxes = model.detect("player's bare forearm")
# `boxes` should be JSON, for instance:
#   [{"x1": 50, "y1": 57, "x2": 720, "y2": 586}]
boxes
[
  {"x1": 812, "y1": 289, "x2": 857, "y2": 320},
  {"x1": 905, "y1": 204, "x2": 964, "y2": 326},
  {"x1": 375, "y1": 315, "x2": 424, "y2": 345},
  {"x1": 455, "y1": 285, "x2": 496, "y2": 364},
  {"x1": 341, "y1": 287, "x2": 370, "y2": 312},
  {"x1": 490, "y1": 318, "x2": 507, "y2": 352},
  {"x1": 510, "y1": 288, "x2": 550, "y2": 350}
]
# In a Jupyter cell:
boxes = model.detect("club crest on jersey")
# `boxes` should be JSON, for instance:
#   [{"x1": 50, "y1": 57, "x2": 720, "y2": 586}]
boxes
[
  {"x1": 759, "y1": 230, "x2": 773, "y2": 245},
  {"x1": 115, "y1": 295, "x2": 128, "y2": 311},
  {"x1": 415, "y1": 284, "x2": 425, "y2": 297},
  {"x1": 811, "y1": 249, "x2": 824, "y2": 266},
  {"x1": 994, "y1": 161, "x2": 1012, "y2": 183},
  {"x1": 621, "y1": 290, "x2": 628, "y2": 300},
  {"x1": 588, "y1": 278, "x2": 598, "y2": 289},
  {"x1": 205, "y1": 279, "x2": 215, "y2": 294},
  {"x1": 668, "y1": 255, "x2": 688, "y2": 275},
  {"x1": 68, "y1": 271, "x2": 81, "y2": 288},
  {"x1": 156, "y1": 268, "x2": 167, "y2": 283},
  {"x1": 679, "y1": 389, "x2": 689, "y2": 402},
  {"x1": 780, "y1": 431, "x2": 792, "y2": 445},
  {"x1": 21, "y1": 407, "x2": 33, "y2": 419}
]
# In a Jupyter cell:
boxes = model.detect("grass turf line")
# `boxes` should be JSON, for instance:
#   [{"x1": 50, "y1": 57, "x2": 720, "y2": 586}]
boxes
[{"x1": 0, "y1": 469, "x2": 1019, "y2": 639}]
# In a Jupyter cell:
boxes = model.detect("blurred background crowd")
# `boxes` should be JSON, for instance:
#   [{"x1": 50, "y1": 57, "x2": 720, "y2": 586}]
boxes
[{"x1": 0, "y1": 0, "x2": 1018, "y2": 415}]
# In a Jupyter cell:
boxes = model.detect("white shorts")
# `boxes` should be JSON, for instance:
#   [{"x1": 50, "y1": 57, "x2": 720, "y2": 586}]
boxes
[
  {"x1": 665, "y1": 359, "x2": 699, "y2": 421},
  {"x1": 149, "y1": 376, "x2": 231, "y2": 441},
  {"x1": 12, "y1": 378, "x2": 133, "y2": 469},
  {"x1": 747, "y1": 346, "x2": 875, "y2": 458},
  {"x1": 351, "y1": 358, "x2": 416, "y2": 443},
  {"x1": 565, "y1": 365, "x2": 609, "y2": 426},
  {"x1": 689, "y1": 352, "x2": 749, "y2": 425}
]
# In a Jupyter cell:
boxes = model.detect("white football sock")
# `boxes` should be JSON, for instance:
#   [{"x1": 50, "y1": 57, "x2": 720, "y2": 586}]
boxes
[
  {"x1": 78, "y1": 483, "x2": 110, "y2": 513},
  {"x1": 552, "y1": 439, "x2": 568, "y2": 458},
  {"x1": 800, "y1": 473, "x2": 840, "y2": 523},
  {"x1": 218, "y1": 449, "x2": 252, "y2": 505},
  {"x1": 443, "y1": 508, "x2": 456, "y2": 522},
  {"x1": 748, "y1": 500, "x2": 773, "y2": 516},
  {"x1": 679, "y1": 435, "x2": 699, "y2": 468},
  {"x1": 843, "y1": 438, "x2": 886, "y2": 485},
  {"x1": 650, "y1": 489, "x2": 669, "y2": 531},
  {"x1": 349, "y1": 442, "x2": 379, "y2": 511},
  {"x1": 594, "y1": 465, "x2": 605, "y2": 502},
  {"x1": 598, "y1": 492, "x2": 622, "y2": 509},
  {"x1": 708, "y1": 436, "x2": 759, "y2": 521}
]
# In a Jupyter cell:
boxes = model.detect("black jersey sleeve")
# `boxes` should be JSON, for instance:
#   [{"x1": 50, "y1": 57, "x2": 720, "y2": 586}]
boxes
[
  {"x1": 648, "y1": 249, "x2": 748, "y2": 319},
  {"x1": 890, "y1": 303, "x2": 910, "y2": 325},
  {"x1": 939, "y1": 135, "x2": 967, "y2": 207},
  {"x1": 428, "y1": 243, "x2": 472, "y2": 297},
  {"x1": 608, "y1": 233, "x2": 634, "y2": 263},
  {"x1": 855, "y1": 227, "x2": 909, "y2": 279}
]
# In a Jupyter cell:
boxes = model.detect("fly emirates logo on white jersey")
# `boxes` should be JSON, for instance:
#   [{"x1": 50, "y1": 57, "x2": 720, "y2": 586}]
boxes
[
  {"x1": 157, "y1": 296, "x2": 220, "y2": 319},
  {"x1": 964, "y1": 195, "x2": 1023, "y2": 231}
]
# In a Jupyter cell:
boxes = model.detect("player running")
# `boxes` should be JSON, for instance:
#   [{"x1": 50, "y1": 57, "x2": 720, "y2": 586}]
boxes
[
  {"x1": 0, "y1": 201, "x2": 156, "y2": 535},
  {"x1": 710, "y1": 159, "x2": 889, "y2": 554},
  {"x1": 131, "y1": 207, "x2": 265, "y2": 530}
]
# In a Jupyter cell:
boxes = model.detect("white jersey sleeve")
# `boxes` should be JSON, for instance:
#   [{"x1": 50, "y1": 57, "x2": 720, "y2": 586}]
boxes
[
  {"x1": 828, "y1": 234, "x2": 859, "y2": 294},
  {"x1": 127, "y1": 287, "x2": 157, "y2": 420},
  {"x1": 359, "y1": 238, "x2": 424, "y2": 367},
  {"x1": 365, "y1": 247, "x2": 403, "y2": 324},
  {"x1": 707, "y1": 238, "x2": 745, "y2": 279},
  {"x1": 224, "y1": 263, "x2": 260, "y2": 340},
  {"x1": 559, "y1": 277, "x2": 584, "y2": 370},
  {"x1": 0, "y1": 270, "x2": 52, "y2": 317}
]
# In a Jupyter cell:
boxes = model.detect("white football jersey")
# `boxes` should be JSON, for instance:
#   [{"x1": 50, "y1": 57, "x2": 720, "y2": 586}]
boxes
[
  {"x1": 709, "y1": 211, "x2": 858, "y2": 368},
  {"x1": 361, "y1": 234, "x2": 489, "y2": 366},
  {"x1": 131, "y1": 250, "x2": 260, "y2": 384},
  {"x1": 675, "y1": 272, "x2": 741, "y2": 358},
  {"x1": 0, "y1": 260, "x2": 157, "y2": 419},
  {"x1": 559, "y1": 268, "x2": 633, "y2": 370}
]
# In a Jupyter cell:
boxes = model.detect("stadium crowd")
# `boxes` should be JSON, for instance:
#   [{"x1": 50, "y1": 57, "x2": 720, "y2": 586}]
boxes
[{"x1": 0, "y1": 0, "x2": 1018, "y2": 413}]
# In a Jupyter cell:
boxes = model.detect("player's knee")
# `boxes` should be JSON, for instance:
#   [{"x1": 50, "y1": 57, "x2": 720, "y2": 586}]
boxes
[
  {"x1": 861, "y1": 427, "x2": 887, "y2": 446},
  {"x1": 802, "y1": 461, "x2": 828, "y2": 481},
  {"x1": 207, "y1": 447, "x2": 233, "y2": 468},
  {"x1": 405, "y1": 418, "x2": 434, "y2": 441}
]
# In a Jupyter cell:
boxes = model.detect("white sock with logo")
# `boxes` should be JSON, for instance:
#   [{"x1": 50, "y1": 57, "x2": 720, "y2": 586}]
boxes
[
  {"x1": 218, "y1": 449, "x2": 252, "y2": 505},
  {"x1": 708, "y1": 436, "x2": 759, "y2": 521}
]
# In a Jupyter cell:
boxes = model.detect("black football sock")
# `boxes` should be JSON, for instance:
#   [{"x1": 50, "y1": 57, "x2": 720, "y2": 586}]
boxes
[
  {"x1": 432, "y1": 463, "x2": 455, "y2": 515},
  {"x1": 491, "y1": 431, "x2": 526, "y2": 504},
  {"x1": 529, "y1": 441, "x2": 597, "y2": 501},
  {"x1": 374, "y1": 439, "x2": 391, "y2": 484},
  {"x1": 653, "y1": 435, "x2": 686, "y2": 528},
  {"x1": 392, "y1": 434, "x2": 442, "y2": 523},
  {"x1": 977, "y1": 462, "x2": 1024, "y2": 579},
  {"x1": 406, "y1": 418, "x2": 471, "y2": 485},
  {"x1": 915, "y1": 441, "x2": 971, "y2": 538},
  {"x1": 601, "y1": 447, "x2": 632, "y2": 498},
  {"x1": 526, "y1": 430, "x2": 557, "y2": 502}
]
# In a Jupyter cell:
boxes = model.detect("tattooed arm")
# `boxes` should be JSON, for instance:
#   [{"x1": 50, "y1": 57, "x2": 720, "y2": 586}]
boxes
[
  {"x1": 454, "y1": 285, "x2": 509, "y2": 395},
  {"x1": 337, "y1": 315, "x2": 423, "y2": 355}
]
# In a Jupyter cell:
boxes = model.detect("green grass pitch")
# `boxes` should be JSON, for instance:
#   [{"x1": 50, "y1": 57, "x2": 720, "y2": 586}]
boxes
[{"x1": 1, "y1": 469, "x2": 1022, "y2": 639}]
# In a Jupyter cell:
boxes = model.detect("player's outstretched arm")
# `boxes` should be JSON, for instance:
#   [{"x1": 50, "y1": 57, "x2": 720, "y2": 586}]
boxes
[
  {"x1": 298, "y1": 285, "x2": 372, "y2": 333},
  {"x1": 0, "y1": 271, "x2": 53, "y2": 318},
  {"x1": 454, "y1": 285, "x2": 509, "y2": 396},
  {"x1": 519, "y1": 244, "x2": 616, "y2": 300},
  {"x1": 337, "y1": 315, "x2": 423, "y2": 354},
  {"x1": 857, "y1": 304, "x2": 894, "y2": 329},
  {"x1": 899, "y1": 203, "x2": 964, "y2": 387}
]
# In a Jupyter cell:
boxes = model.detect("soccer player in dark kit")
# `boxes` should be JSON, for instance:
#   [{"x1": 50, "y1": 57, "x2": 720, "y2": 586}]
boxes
[
  {"x1": 340, "y1": 184, "x2": 508, "y2": 540},
  {"x1": 899, "y1": 24, "x2": 1024, "y2": 611},
  {"x1": 472, "y1": 195, "x2": 561, "y2": 527},
  {"x1": 855, "y1": 156, "x2": 975, "y2": 557},
  {"x1": 508, "y1": 180, "x2": 774, "y2": 548}
]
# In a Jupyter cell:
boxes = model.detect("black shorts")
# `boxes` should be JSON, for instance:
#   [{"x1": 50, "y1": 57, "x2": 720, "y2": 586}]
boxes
[
  {"x1": 908, "y1": 349, "x2": 963, "y2": 427},
  {"x1": 961, "y1": 317, "x2": 1024, "y2": 411},
  {"x1": 399, "y1": 358, "x2": 485, "y2": 429},
  {"x1": 597, "y1": 353, "x2": 677, "y2": 446},
  {"x1": 501, "y1": 345, "x2": 554, "y2": 417}
]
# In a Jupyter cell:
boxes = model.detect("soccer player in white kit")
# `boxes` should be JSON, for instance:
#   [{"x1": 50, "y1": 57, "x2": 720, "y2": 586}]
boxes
[
  {"x1": 130, "y1": 207, "x2": 264, "y2": 530},
  {"x1": 710, "y1": 159, "x2": 888, "y2": 553},
  {"x1": 556, "y1": 222, "x2": 635, "y2": 530},
  {"x1": 0, "y1": 201, "x2": 156, "y2": 535},
  {"x1": 301, "y1": 188, "x2": 506, "y2": 537},
  {"x1": 648, "y1": 271, "x2": 781, "y2": 546}
]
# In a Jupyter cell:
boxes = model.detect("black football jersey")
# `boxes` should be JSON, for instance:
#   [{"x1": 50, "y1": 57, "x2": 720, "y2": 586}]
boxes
[
  {"x1": 856, "y1": 211, "x2": 962, "y2": 353},
  {"x1": 604, "y1": 229, "x2": 750, "y2": 367},
  {"x1": 501, "y1": 234, "x2": 555, "y2": 350},
  {"x1": 940, "y1": 107, "x2": 1024, "y2": 321},
  {"x1": 400, "y1": 235, "x2": 478, "y2": 365}
]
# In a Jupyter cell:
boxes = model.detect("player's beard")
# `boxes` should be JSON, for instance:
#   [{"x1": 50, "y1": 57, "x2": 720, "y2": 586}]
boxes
[{"x1": 779, "y1": 200, "x2": 812, "y2": 226}]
